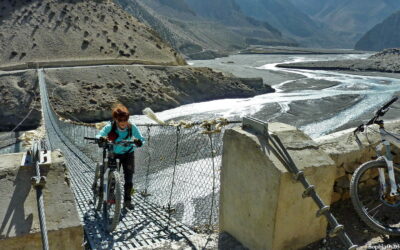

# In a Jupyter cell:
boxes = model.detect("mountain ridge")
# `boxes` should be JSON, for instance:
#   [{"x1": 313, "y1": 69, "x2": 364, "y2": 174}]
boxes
[
  {"x1": 355, "y1": 10, "x2": 400, "y2": 51},
  {"x1": 116, "y1": 0, "x2": 296, "y2": 59},
  {"x1": 234, "y1": 0, "x2": 360, "y2": 48},
  {"x1": 289, "y1": 0, "x2": 400, "y2": 47}
]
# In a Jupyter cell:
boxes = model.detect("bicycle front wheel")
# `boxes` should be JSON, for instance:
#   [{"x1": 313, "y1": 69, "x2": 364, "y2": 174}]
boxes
[
  {"x1": 350, "y1": 160, "x2": 400, "y2": 235},
  {"x1": 104, "y1": 170, "x2": 122, "y2": 232},
  {"x1": 92, "y1": 163, "x2": 103, "y2": 211}
]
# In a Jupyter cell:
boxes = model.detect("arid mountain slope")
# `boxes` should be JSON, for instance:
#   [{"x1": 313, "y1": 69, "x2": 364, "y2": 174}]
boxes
[
  {"x1": 0, "y1": 0, "x2": 277, "y2": 131},
  {"x1": 45, "y1": 65, "x2": 274, "y2": 123},
  {"x1": 0, "y1": 71, "x2": 41, "y2": 131},
  {"x1": 0, "y1": 0, "x2": 185, "y2": 66},
  {"x1": 115, "y1": 0, "x2": 296, "y2": 59},
  {"x1": 355, "y1": 11, "x2": 400, "y2": 51},
  {"x1": 235, "y1": 0, "x2": 353, "y2": 48},
  {"x1": 289, "y1": 0, "x2": 400, "y2": 47}
]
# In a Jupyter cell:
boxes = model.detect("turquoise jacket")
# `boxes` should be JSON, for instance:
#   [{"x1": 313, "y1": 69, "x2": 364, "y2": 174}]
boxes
[{"x1": 96, "y1": 121, "x2": 145, "y2": 154}]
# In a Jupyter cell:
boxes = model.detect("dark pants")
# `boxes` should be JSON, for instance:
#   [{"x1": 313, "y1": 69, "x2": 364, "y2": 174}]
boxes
[{"x1": 115, "y1": 152, "x2": 135, "y2": 202}]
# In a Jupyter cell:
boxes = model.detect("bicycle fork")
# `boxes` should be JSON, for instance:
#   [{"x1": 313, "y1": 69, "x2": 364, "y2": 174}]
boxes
[
  {"x1": 102, "y1": 158, "x2": 120, "y2": 204},
  {"x1": 103, "y1": 158, "x2": 109, "y2": 203},
  {"x1": 377, "y1": 141, "x2": 399, "y2": 197}
]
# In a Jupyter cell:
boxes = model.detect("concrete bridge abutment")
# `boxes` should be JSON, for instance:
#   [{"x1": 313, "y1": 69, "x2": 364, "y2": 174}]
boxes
[
  {"x1": 0, "y1": 150, "x2": 83, "y2": 250},
  {"x1": 220, "y1": 122, "x2": 337, "y2": 250}
]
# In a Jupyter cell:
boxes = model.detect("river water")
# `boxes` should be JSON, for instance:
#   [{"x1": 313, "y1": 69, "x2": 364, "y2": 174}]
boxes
[
  {"x1": 134, "y1": 53, "x2": 400, "y2": 139},
  {"x1": 3, "y1": 53, "x2": 400, "y2": 227}
]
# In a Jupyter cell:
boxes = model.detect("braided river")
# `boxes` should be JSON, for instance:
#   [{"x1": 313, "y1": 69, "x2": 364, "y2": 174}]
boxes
[{"x1": 134, "y1": 53, "x2": 400, "y2": 139}]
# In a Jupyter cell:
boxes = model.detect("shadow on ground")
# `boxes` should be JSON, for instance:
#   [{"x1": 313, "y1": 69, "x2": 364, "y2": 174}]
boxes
[{"x1": 302, "y1": 199, "x2": 400, "y2": 249}]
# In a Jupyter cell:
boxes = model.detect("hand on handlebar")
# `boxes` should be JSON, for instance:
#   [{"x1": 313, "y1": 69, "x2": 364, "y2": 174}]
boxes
[
  {"x1": 85, "y1": 136, "x2": 142, "y2": 147},
  {"x1": 116, "y1": 139, "x2": 142, "y2": 147},
  {"x1": 97, "y1": 136, "x2": 108, "y2": 147},
  {"x1": 99, "y1": 136, "x2": 108, "y2": 143},
  {"x1": 133, "y1": 139, "x2": 142, "y2": 147}
]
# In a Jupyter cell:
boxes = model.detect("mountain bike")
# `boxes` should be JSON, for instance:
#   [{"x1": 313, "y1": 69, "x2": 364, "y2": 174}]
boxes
[
  {"x1": 84, "y1": 137, "x2": 136, "y2": 232},
  {"x1": 350, "y1": 96, "x2": 400, "y2": 235}
]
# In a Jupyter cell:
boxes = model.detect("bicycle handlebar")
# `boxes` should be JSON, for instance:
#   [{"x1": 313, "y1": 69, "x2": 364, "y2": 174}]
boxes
[
  {"x1": 84, "y1": 137, "x2": 98, "y2": 141},
  {"x1": 84, "y1": 137, "x2": 138, "y2": 146},
  {"x1": 381, "y1": 96, "x2": 398, "y2": 111},
  {"x1": 354, "y1": 96, "x2": 398, "y2": 134}
]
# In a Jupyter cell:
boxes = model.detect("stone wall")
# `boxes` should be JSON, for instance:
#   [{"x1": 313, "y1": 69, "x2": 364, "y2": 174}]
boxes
[
  {"x1": 0, "y1": 150, "x2": 83, "y2": 250},
  {"x1": 316, "y1": 120, "x2": 400, "y2": 203}
]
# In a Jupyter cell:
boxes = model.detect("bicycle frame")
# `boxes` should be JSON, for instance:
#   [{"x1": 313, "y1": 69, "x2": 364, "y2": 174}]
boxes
[
  {"x1": 101, "y1": 144, "x2": 121, "y2": 205},
  {"x1": 85, "y1": 136, "x2": 135, "y2": 231},
  {"x1": 375, "y1": 127, "x2": 400, "y2": 197}
]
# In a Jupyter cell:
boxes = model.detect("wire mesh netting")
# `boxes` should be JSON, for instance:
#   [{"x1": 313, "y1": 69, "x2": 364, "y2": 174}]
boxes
[
  {"x1": 56, "y1": 117, "x2": 239, "y2": 229},
  {"x1": 2, "y1": 68, "x2": 241, "y2": 234},
  {"x1": 0, "y1": 68, "x2": 242, "y2": 249}
]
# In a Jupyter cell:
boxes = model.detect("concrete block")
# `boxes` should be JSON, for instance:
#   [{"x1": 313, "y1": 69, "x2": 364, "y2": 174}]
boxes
[
  {"x1": 220, "y1": 122, "x2": 336, "y2": 250},
  {"x1": 0, "y1": 150, "x2": 83, "y2": 250}
]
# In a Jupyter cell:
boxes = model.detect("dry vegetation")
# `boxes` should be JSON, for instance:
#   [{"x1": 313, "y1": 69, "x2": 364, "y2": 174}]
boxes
[{"x1": 0, "y1": 0, "x2": 185, "y2": 66}]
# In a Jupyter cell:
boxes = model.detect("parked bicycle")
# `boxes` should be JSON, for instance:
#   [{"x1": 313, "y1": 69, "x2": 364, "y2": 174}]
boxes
[
  {"x1": 350, "y1": 96, "x2": 400, "y2": 235},
  {"x1": 84, "y1": 137, "x2": 137, "y2": 232}
]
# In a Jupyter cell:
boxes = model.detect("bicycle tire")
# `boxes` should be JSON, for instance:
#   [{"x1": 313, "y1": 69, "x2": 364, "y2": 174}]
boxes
[
  {"x1": 92, "y1": 163, "x2": 103, "y2": 211},
  {"x1": 104, "y1": 170, "x2": 122, "y2": 232},
  {"x1": 350, "y1": 160, "x2": 400, "y2": 235}
]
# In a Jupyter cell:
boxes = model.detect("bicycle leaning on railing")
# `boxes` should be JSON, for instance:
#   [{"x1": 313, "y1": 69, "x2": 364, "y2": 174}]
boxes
[
  {"x1": 84, "y1": 137, "x2": 137, "y2": 232},
  {"x1": 350, "y1": 96, "x2": 400, "y2": 235}
]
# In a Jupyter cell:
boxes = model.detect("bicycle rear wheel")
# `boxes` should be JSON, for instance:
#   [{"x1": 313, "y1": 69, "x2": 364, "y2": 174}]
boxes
[
  {"x1": 350, "y1": 160, "x2": 400, "y2": 235},
  {"x1": 92, "y1": 163, "x2": 103, "y2": 211},
  {"x1": 103, "y1": 170, "x2": 122, "y2": 232}
]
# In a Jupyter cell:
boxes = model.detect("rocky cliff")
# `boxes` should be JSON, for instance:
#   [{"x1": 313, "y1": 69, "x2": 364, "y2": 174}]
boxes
[
  {"x1": 0, "y1": 0, "x2": 185, "y2": 66},
  {"x1": 355, "y1": 10, "x2": 400, "y2": 51},
  {"x1": 0, "y1": 71, "x2": 41, "y2": 132}
]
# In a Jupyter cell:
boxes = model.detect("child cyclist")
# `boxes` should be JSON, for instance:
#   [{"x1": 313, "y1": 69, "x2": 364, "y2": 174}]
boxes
[{"x1": 96, "y1": 103, "x2": 145, "y2": 209}]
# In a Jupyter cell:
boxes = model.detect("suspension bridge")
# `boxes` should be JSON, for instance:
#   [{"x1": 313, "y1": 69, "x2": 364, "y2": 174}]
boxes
[
  {"x1": 0, "y1": 67, "x2": 362, "y2": 250},
  {"x1": 0, "y1": 69, "x2": 240, "y2": 249}
]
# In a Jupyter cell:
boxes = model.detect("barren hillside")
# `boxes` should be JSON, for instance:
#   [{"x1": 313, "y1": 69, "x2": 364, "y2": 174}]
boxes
[
  {"x1": 44, "y1": 65, "x2": 274, "y2": 122},
  {"x1": 0, "y1": 71, "x2": 41, "y2": 131},
  {"x1": 116, "y1": 0, "x2": 296, "y2": 59},
  {"x1": 0, "y1": 0, "x2": 185, "y2": 66},
  {"x1": 0, "y1": 0, "x2": 277, "y2": 131}
]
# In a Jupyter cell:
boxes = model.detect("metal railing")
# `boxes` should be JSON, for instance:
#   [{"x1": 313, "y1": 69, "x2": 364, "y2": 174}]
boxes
[{"x1": 29, "y1": 140, "x2": 50, "y2": 250}]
